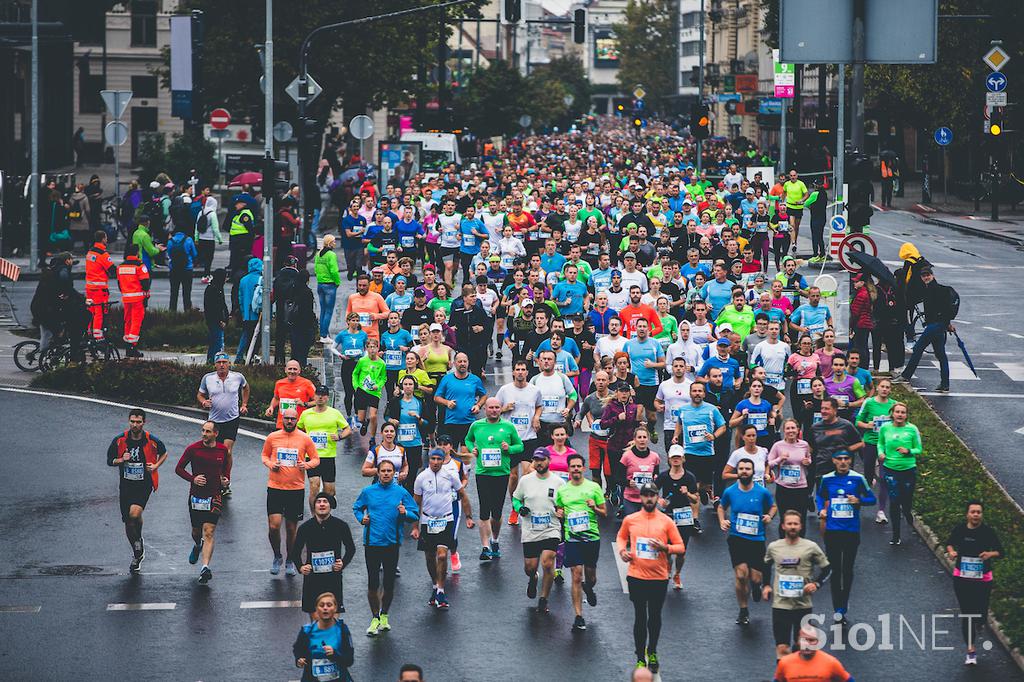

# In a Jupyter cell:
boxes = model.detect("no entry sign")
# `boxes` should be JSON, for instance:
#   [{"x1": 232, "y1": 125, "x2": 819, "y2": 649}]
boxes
[{"x1": 209, "y1": 108, "x2": 231, "y2": 130}]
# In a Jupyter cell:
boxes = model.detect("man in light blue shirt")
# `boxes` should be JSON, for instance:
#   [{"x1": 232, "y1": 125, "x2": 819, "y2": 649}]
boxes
[
  {"x1": 552, "y1": 264, "x2": 589, "y2": 316},
  {"x1": 458, "y1": 205, "x2": 488, "y2": 286},
  {"x1": 539, "y1": 239, "x2": 567, "y2": 276},
  {"x1": 789, "y1": 286, "x2": 833, "y2": 339},
  {"x1": 624, "y1": 318, "x2": 666, "y2": 439},
  {"x1": 701, "y1": 263, "x2": 736, "y2": 319}
]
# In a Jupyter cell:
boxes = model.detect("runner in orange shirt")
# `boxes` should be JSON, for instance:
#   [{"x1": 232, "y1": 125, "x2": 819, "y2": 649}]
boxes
[
  {"x1": 264, "y1": 360, "x2": 317, "y2": 428},
  {"x1": 261, "y1": 408, "x2": 319, "y2": 576},
  {"x1": 773, "y1": 626, "x2": 853, "y2": 682},
  {"x1": 616, "y1": 483, "x2": 685, "y2": 674},
  {"x1": 345, "y1": 273, "x2": 390, "y2": 339}
]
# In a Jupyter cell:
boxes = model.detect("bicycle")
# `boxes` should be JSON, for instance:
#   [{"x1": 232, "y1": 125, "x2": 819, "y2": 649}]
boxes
[{"x1": 100, "y1": 194, "x2": 130, "y2": 242}]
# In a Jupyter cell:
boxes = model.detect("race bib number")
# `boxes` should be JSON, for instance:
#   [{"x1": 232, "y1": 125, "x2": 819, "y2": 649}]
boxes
[
  {"x1": 277, "y1": 447, "x2": 299, "y2": 467},
  {"x1": 344, "y1": 347, "x2": 362, "y2": 358},
  {"x1": 311, "y1": 550, "x2": 335, "y2": 573},
  {"x1": 123, "y1": 462, "x2": 145, "y2": 481},
  {"x1": 567, "y1": 510, "x2": 590, "y2": 533},
  {"x1": 873, "y1": 416, "x2": 892, "y2": 433},
  {"x1": 361, "y1": 376, "x2": 378, "y2": 392},
  {"x1": 427, "y1": 518, "x2": 448, "y2": 534},
  {"x1": 807, "y1": 322, "x2": 826, "y2": 336},
  {"x1": 756, "y1": 220, "x2": 769, "y2": 233},
  {"x1": 830, "y1": 496, "x2": 854, "y2": 519},
  {"x1": 310, "y1": 431, "x2": 329, "y2": 450},
  {"x1": 779, "y1": 464, "x2": 802, "y2": 485},
  {"x1": 384, "y1": 350, "x2": 403, "y2": 366},
  {"x1": 480, "y1": 448, "x2": 502, "y2": 468},
  {"x1": 747, "y1": 412, "x2": 768, "y2": 431},
  {"x1": 541, "y1": 395, "x2": 561, "y2": 412},
  {"x1": 411, "y1": 327, "x2": 420, "y2": 342},
  {"x1": 812, "y1": 412, "x2": 823, "y2": 425},
  {"x1": 591, "y1": 422, "x2": 610, "y2": 438},
  {"x1": 190, "y1": 495, "x2": 212, "y2": 511},
  {"x1": 634, "y1": 537, "x2": 659, "y2": 560},
  {"x1": 796, "y1": 378, "x2": 812, "y2": 395},
  {"x1": 631, "y1": 471, "x2": 653, "y2": 487},
  {"x1": 673, "y1": 507, "x2": 694, "y2": 526},
  {"x1": 511, "y1": 415, "x2": 530, "y2": 433},
  {"x1": 443, "y1": 228, "x2": 459, "y2": 244},
  {"x1": 766, "y1": 371, "x2": 784, "y2": 389},
  {"x1": 778, "y1": 574, "x2": 805, "y2": 598},
  {"x1": 358, "y1": 312, "x2": 371, "y2": 327},
  {"x1": 312, "y1": 658, "x2": 340, "y2": 682},
  {"x1": 398, "y1": 423, "x2": 418, "y2": 443},
  {"x1": 959, "y1": 556, "x2": 984, "y2": 580},
  {"x1": 462, "y1": 234, "x2": 475, "y2": 248},
  {"x1": 531, "y1": 513, "x2": 551, "y2": 528},
  {"x1": 280, "y1": 398, "x2": 298, "y2": 413},
  {"x1": 686, "y1": 423, "x2": 708, "y2": 443},
  {"x1": 501, "y1": 254, "x2": 515, "y2": 268},
  {"x1": 401, "y1": 235, "x2": 415, "y2": 248},
  {"x1": 835, "y1": 394, "x2": 849, "y2": 408},
  {"x1": 735, "y1": 512, "x2": 760, "y2": 536}
]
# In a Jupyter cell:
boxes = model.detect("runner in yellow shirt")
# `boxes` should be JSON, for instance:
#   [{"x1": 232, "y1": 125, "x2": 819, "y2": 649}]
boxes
[{"x1": 781, "y1": 170, "x2": 809, "y2": 253}]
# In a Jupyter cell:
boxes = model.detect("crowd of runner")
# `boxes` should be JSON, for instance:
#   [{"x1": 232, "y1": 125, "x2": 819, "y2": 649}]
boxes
[{"x1": 102, "y1": 120, "x2": 1002, "y2": 681}]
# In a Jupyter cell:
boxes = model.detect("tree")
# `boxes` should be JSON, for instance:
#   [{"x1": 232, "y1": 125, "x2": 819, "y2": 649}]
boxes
[
  {"x1": 612, "y1": 0, "x2": 678, "y2": 109},
  {"x1": 530, "y1": 55, "x2": 593, "y2": 121},
  {"x1": 453, "y1": 61, "x2": 527, "y2": 138}
]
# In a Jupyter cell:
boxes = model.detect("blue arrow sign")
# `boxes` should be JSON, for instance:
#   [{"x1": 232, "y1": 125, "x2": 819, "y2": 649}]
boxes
[
  {"x1": 986, "y1": 72, "x2": 1007, "y2": 93},
  {"x1": 830, "y1": 215, "x2": 847, "y2": 233},
  {"x1": 934, "y1": 127, "x2": 953, "y2": 146}
]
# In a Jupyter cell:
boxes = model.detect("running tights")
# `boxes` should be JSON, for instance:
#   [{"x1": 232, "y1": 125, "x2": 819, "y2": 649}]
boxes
[
  {"x1": 824, "y1": 530, "x2": 860, "y2": 612},
  {"x1": 627, "y1": 577, "x2": 668, "y2": 659},
  {"x1": 953, "y1": 578, "x2": 992, "y2": 648},
  {"x1": 340, "y1": 358, "x2": 358, "y2": 415},
  {"x1": 883, "y1": 466, "x2": 917, "y2": 538}
]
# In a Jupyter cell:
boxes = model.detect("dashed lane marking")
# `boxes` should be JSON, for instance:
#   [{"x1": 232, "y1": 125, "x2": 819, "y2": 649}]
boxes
[
  {"x1": 611, "y1": 540, "x2": 629, "y2": 594},
  {"x1": 107, "y1": 602, "x2": 176, "y2": 611},
  {"x1": 0, "y1": 605, "x2": 41, "y2": 613},
  {"x1": 240, "y1": 600, "x2": 302, "y2": 609}
]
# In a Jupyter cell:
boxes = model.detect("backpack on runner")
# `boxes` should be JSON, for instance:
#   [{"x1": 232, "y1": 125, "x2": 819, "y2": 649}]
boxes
[{"x1": 168, "y1": 235, "x2": 188, "y2": 272}]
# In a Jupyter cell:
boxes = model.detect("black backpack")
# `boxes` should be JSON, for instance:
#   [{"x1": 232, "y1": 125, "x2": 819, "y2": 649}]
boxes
[
  {"x1": 168, "y1": 236, "x2": 188, "y2": 272},
  {"x1": 945, "y1": 285, "x2": 960, "y2": 320},
  {"x1": 195, "y1": 209, "x2": 209, "y2": 234},
  {"x1": 144, "y1": 196, "x2": 165, "y2": 226}
]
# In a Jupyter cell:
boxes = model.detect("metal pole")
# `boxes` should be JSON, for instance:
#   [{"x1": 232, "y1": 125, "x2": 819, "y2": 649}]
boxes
[
  {"x1": 780, "y1": 100, "x2": 787, "y2": 175},
  {"x1": 113, "y1": 128, "x2": 120, "y2": 209},
  {"x1": 696, "y1": 0, "x2": 705, "y2": 175},
  {"x1": 475, "y1": 18, "x2": 481, "y2": 68},
  {"x1": 943, "y1": 147, "x2": 948, "y2": 204},
  {"x1": 29, "y1": 0, "x2": 38, "y2": 271},
  {"x1": 261, "y1": 0, "x2": 274, "y2": 360},
  {"x1": 836, "y1": 66, "x2": 845, "y2": 207},
  {"x1": 850, "y1": 0, "x2": 865, "y2": 151}
]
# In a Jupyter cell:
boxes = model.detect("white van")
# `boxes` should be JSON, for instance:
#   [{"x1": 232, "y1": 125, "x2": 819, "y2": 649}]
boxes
[{"x1": 400, "y1": 132, "x2": 461, "y2": 176}]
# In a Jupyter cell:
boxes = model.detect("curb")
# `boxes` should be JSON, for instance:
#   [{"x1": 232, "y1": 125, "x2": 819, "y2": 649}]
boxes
[
  {"x1": 906, "y1": 385, "x2": 1024, "y2": 672},
  {"x1": 916, "y1": 215, "x2": 1024, "y2": 247}
]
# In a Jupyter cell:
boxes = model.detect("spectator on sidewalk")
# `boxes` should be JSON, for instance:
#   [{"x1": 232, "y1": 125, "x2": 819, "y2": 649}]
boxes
[
  {"x1": 167, "y1": 228, "x2": 199, "y2": 311},
  {"x1": 315, "y1": 234, "x2": 341, "y2": 342},
  {"x1": 235, "y1": 257, "x2": 264, "y2": 364},
  {"x1": 289, "y1": 270, "x2": 317, "y2": 367}
]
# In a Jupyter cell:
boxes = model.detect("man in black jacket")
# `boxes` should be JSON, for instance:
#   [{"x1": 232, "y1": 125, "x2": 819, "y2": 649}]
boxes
[
  {"x1": 273, "y1": 256, "x2": 302, "y2": 365},
  {"x1": 288, "y1": 270, "x2": 317, "y2": 367},
  {"x1": 897, "y1": 266, "x2": 954, "y2": 392},
  {"x1": 449, "y1": 284, "x2": 489, "y2": 377},
  {"x1": 204, "y1": 269, "x2": 230, "y2": 364},
  {"x1": 289, "y1": 492, "x2": 356, "y2": 615}
]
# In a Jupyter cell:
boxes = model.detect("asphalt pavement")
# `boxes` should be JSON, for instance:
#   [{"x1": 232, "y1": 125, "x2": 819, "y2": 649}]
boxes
[{"x1": 0, "y1": 387, "x2": 1020, "y2": 681}]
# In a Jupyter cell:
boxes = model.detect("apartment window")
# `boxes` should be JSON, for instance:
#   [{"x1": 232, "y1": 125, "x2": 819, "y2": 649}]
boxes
[
  {"x1": 131, "y1": 0, "x2": 158, "y2": 47},
  {"x1": 131, "y1": 75, "x2": 159, "y2": 98},
  {"x1": 78, "y1": 60, "x2": 105, "y2": 113},
  {"x1": 681, "y1": 41, "x2": 701, "y2": 58},
  {"x1": 681, "y1": 11, "x2": 701, "y2": 29}
]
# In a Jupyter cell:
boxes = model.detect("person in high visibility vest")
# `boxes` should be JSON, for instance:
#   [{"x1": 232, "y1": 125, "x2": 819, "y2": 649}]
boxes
[
  {"x1": 118, "y1": 243, "x2": 151, "y2": 358},
  {"x1": 880, "y1": 159, "x2": 895, "y2": 208},
  {"x1": 229, "y1": 198, "x2": 256, "y2": 278},
  {"x1": 85, "y1": 230, "x2": 116, "y2": 339}
]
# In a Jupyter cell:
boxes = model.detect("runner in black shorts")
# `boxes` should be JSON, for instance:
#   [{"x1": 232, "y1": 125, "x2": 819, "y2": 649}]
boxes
[
  {"x1": 215, "y1": 417, "x2": 240, "y2": 444},
  {"x1": 106, "y1": 408, "x2": 168, "y2": 574},
  {"x1": 655, "y1": 446, "x2": 701, "y2": 589},
  {"x1": 267, "y1": 487, "x2": 306, "y2": 522},
  {"x1": 175, "y1": 421, "x2": 231, "y2": 585}
]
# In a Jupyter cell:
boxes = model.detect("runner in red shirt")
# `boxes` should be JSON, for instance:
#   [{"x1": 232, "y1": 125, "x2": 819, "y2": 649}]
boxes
[{"x1": 175, "y1": 421, "x2": 232, "y2": 585}]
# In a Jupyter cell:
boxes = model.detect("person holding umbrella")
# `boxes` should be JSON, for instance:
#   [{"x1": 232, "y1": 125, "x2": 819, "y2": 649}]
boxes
[{"x1": 896, "y1": 266, "x2": 956, "y2": 393}]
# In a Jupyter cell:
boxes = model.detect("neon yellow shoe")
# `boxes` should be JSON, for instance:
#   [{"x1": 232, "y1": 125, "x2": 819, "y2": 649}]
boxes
[
  {"x1": 378, "y1": 613, "x2": 391, "y2": 631},
  {"x1": 366, "y1": 616, "x2": 381, "y2": 637}
]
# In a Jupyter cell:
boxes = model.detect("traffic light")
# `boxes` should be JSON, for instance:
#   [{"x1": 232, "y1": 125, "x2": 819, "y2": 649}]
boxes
[
  {"x1": 989, "y1": 107, "x2": 1003, "y2": 136},
  {"x1": 690, "y1": 103, "x2": 710, "y2": 140},
  {"x1": 573, "y1": 9, "x2": 586, "y2": 44},
  {"x1": 504, "y1": 0, "x2": 521, "y2": 23},
  {"x1": 263, "y1": 155, "x2": 290, "y2": 202},
  {"x1": 298, "y1": 116, "x2": 322, "y2": 163}
]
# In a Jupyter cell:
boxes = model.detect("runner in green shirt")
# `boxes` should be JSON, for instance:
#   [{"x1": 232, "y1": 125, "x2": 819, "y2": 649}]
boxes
[
  {"x1": 352, "y1": 339, "x2": 387, "y2": 447},
  {"x1": 715, "y1": 290, "x2": 757, "y2": 341},
  {"x1": 296, "y1": 386, "x2": 352, "y2": 511},
  {"x1": 554, "y1": 452, "x2": 607, "y2": 631},
  {"x1": 877, "y1": 402, "x2": 923, "y2": 544},
  {"x1": 854, "y1": 377, "x2": 895, "y2": 524}
]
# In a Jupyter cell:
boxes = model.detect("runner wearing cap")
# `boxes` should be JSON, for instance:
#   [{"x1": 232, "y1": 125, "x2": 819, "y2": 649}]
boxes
[
  {"x1": 655, "y1": 445, "x2": 701, "y2": 589},
  {"x1": 290, "y1": 492, "x2": 357, "y2": 617},
  {"x1": 617, "y1": 481, "x2": 686, "y2": 673},
  {"x1": 297, "y1": 386, "x2": 352, "y2": 513},
  {"x1": 512, "y1": 447, "x2": 566, "y2": 613}
]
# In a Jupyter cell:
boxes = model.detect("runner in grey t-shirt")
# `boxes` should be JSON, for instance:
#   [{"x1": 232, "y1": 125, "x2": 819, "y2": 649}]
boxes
[{"x1": 197, "y1": 354, "x2": 250, "y2": 494}]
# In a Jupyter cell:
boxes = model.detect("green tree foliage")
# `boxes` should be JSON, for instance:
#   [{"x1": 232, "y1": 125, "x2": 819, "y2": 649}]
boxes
[
  {"x1": 529, "y1": 56, "x2": 593, "y2": 122},
  {"x1": 136, "y1": 129, "x2": 218, "y2": 187},
  {"x1": 612, "y1": 0, "x2": 678, "y2": 108}
]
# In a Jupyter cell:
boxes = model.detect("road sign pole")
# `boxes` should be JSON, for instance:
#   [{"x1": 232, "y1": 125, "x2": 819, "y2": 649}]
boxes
[
  {"x1": 29, "y1": 0, "x2": 38, "y2": 272},
  {"x1": 836, "y1": 66, "x2": 845, "y2": 209},
  {"x1": 261, "y1": 0, "x2": 274, "y2": 361},
  {"x1": 943, "y1": 146, "x2": 948, "y2": 204}
]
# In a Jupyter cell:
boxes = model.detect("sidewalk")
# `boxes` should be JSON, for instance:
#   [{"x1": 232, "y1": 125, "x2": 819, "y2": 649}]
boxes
[{"x1": 872, "y1": 179, "x2": 1024, "y2": 246}]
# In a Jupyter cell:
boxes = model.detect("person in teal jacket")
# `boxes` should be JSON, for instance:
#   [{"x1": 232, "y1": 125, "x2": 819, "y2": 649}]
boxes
[
  {"x1": 352, "y1": 459, "x2": 419, "y2": 637},
  {"x1": 315, "y1": 234, "x2": 342, "y2": 341}
]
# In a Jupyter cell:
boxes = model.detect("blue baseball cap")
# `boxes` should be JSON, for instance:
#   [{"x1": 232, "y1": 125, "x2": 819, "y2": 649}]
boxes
[{"x1": 611, "y1": 269, "x2": 622, "y2": 277}]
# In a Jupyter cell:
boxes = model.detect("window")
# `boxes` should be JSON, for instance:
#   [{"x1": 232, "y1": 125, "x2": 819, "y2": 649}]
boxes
[
  {"x1": 681, "y1": 41, "x2": 701, "y2": 58},
  {"x1": 131, "y1": 75, "x2": 159, "y2": 98},
  {"x1": 78, "y1": 59, "x2": 105, "y2": 113},
  {"x1": 681, "y1": 11, "x2": 702, "y2": 29},
  {"x1": 131, "y1": 0, "x2": 158, "y2": 47}
]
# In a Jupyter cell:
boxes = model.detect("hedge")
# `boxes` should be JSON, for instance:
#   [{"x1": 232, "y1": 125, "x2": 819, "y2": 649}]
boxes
[
  {"x1": 894, "y1": 386, "x2": 1024, "y2": 655},
  {"x1": 31, "y1": 359, "x2": 321, "y2": 422}
]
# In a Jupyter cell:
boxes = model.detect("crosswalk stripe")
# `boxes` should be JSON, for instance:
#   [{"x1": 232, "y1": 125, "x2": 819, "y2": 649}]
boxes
[
  {"x1": 239, "y1": 600, "x2": 302, "y2": 609},
  {"x1": 995, "y1": 363, "x2": 1024, "y2": 382},
  {"x1": 107, "y1": 602, "x2": 176, "y2": 611},
  {"x1": 611, "y1": 540, "x2": 629, "y2": 594},
  {"x1": 0, "y1": 605, "x2": 41, "y2": 613}
]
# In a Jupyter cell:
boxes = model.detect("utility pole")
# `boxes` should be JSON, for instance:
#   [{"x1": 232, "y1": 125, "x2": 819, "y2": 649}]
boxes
[
  {"x1": 697, "y1": 0, "x2": 705, "y2": 175},
  {"x1": 850, "y1": 0, "x2": 865, "y2": 151},
  {"x1": 29, "y1": 0, "x2": 38, "y2": 271},
  {"x1": 836, "y1": 66, "x2": 845, "y2": 208},
  {"x1": 261, "y1": 0, "x2": 274, "y2": 360}
]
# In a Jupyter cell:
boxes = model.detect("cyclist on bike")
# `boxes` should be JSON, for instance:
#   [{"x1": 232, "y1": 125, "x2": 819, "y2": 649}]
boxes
[{"x1": 85, "y1": 230, "x2": 116, "y2": 341}]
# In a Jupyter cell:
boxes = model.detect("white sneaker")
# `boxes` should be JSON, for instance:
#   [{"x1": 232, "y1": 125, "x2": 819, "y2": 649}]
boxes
[
  {"x1": 319, "y1": 336, "x2": 331, "y2": 343},
  {"x1": 875, "y1": 510, "x2": 889, "y2": 524}
]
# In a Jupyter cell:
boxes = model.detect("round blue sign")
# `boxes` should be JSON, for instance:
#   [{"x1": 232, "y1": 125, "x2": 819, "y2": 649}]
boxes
[
  {"x1": 934, "y1": 127, "x2": 953, "y2": 146},
  {"x1": 830, "y1": 215, "x2": 847, "y2": 233}
]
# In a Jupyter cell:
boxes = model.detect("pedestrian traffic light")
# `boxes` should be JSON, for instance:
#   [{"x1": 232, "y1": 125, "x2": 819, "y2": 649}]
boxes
[
  {"x1": 989, "y1": 107, "x2": 1003, "y2": 136},
  {"x1": 573, "y1": 9, "x2": 586, "y2": 44},
  {"x1": 504, "y1": 0, "x2": 521, "y2": 23},
  {"x1": 263, "y1": 155, "x2": 290, "y2": 202},
  {"x1": 690, "y1": 104, "x2": 710, "y2": 140},
  {"x1": 298, "y1": 117, "x2": 321, "y2": 162},
  {"x1": 633, "y1": 116, "x2": 643, "y2": 130}
]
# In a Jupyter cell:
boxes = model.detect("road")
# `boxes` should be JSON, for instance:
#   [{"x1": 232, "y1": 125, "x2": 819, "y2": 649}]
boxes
[{"x1": 0, "y1": 388, "x2": 1019, "y2": 681}]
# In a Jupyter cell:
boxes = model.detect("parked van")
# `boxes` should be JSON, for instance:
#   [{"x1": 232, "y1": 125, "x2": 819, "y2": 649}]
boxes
[{"x1": 399, "y1": 132, "x2": 461, "y2": 175}]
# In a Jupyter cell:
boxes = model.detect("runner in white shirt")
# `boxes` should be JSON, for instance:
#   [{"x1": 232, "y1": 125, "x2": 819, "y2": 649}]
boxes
[
  {"x1": 666, "y1": 321, "x2": 703, "y2": 382},
  {"x1": 496, "y1": 361, "x2": 544, "y2": 522},
  {"x1": 529, "y1": 350, "x2": 578, "y2": 446},
  {"x1": 497, "y1": 225, "x2": 527, "y2": 270},
  {"x1": 724, "y1": 425, "x2": 771, "y2": 485},
  {"x1": 512, "y1": 449, "x2": 566, "y2": 613},
  {"x1": 750, "y1": 321, "x2": 791, "y2": 393},
  {"x1": 594, "y1": 317, "x2": 628, "y2": 366},
  {"x1": 655, "y1": 357, "x2": 693, "y2": 446},
  {"x1": 436, "y1": 200, "x2": 463, "y2": 286},
  {"x1": 480, "y1": 200, "x2": 507, "y2": 249}
]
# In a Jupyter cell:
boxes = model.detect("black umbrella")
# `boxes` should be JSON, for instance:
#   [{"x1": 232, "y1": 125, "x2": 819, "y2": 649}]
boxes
[{"x1": 848, "y1": 250, "x2": 898, "y2": 288}]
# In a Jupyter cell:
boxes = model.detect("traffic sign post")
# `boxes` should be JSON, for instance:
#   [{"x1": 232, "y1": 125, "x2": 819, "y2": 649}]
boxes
[
  {"x1": 986, "y1": 72, "x2": 1007, "y2": 92},
  {"x1": 349, "y1": 115, "x2": 374, "y2": 166},
  {"x1": 983, "y1": 45, "x2": 1010, "y2": 73},
  {"x1": 837, "y1": 233, "x2": 877, "y2": 272},
  {"x1": 209, "y1": 108, "x2": 231, "y2": 184},
  {"x1": 100, "y1": 90, "x2": 133, "y2": 198},
  {"x1": 829, "y1": 215, "x2": 848, "y2": 261},
  {"x1": 934, "y1": 126, "x2": 952, "y2": 204}
]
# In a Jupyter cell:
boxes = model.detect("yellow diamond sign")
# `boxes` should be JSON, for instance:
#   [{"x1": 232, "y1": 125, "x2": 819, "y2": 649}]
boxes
[
  {"x1": 633, "y1": 86, "x2": 646, "y2": 100},
  {"x1": 983, "y1": 46, "x2": 1010, "y2": 73}
]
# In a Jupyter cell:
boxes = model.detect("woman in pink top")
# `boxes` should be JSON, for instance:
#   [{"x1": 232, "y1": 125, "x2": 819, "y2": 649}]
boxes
[
  {"x1": 619, "y1": 427, "x2": 662, "y2": 516},
  {"x1": 787, "y1": 335, "x2": 819, "y2": 423},
  {"x1": 767, "y1": 418, "x2": 812, "y2": 538},
  {"x1": 814, "y1": 328, "x2": 844, "y2": 379},
  {"x1": 544, "y1": 424, "x2": 578, "y2": 482}
]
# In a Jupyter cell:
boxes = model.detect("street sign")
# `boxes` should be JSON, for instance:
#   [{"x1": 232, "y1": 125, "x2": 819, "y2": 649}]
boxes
[
  {"x1": 830, "y1": 215, "x2": 847, "y2": 232},
  {"x1": 349, "y1": 115, "x2": 374, "y2": 140},
  {"x1": 209, "y1": 108, "x2": 231, "y2": 130},
  {"x1": 100, "y1": 90, "x2": 133, "y2": 120},
  {"x1": 286, "y1": 74, "x2": 322, "y2": 104},
  {"x1": 774, "y1": 62, "x2": 795, "y2": 98},
  {"x1": 829, "y1": 215, "x2": 848, "y2": 260},
  {"x1": 209, "y1": 129, "x2": 231, "y2": 139},
  {"x1": 933, "y1": 127, "x2": 953, "y2": 146},
  {"x1": 202, "y1": 124, "x2": 253, "y2": 142},
  {"x1": 632, "y1": 86, "x2": 646, "y2": 100},
  {"x1": 986, "y1": 92, "x2": 1008, "y2": 107},
  {"x1": 837, "y1": 233, "x2": 877, "y2": 273},
  {"x1": 983, "y1": 45, "x2": 1010, "y2": 73},
  {"x1": 103, "y1": 120, "x2": 129, "y2": 146},
  {"x1": 272, "y1": 121, "x2": 293, "y2": 142},
  {"x1": 518, "y1": 114, "x2": 532, "y2": 128},
  {"x1": 986, "y1": 72, "x2": 1007, "y2": 93}
]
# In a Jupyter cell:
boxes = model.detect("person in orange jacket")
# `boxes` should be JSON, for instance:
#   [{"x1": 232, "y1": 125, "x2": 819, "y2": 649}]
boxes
[
  {"x1": 85, "y1": 230, "x2": 116, "y2": 339},
  {"x1": 118, "y1": 243, "x2": 151, "y2": 357}
]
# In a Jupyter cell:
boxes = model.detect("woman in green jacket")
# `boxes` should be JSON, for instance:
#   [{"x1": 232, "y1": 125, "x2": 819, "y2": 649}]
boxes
[
  {"x1": 877, "y1": 401, "x2": 923, "y2": 545},
  {"x1": 315, "y1": 233, "x2": 342, "y2": 342}
]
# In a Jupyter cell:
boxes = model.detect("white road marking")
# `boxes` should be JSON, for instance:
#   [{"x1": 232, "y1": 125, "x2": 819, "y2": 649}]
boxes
[
  {"x1": 0, "y1": 388, "x2": 268, "y2": 441},
  {"x1": 918, "y1": 392, "x2": 1024, "y2": 398},
  {"x1": 1015, "y1": 427, "x2": 1024, "y2": 436},
  {"x1": 1009, "y1": 333, "x2": 1024, "y2": 340},
  {"x1": 239, "y1": 600, "x2": 302, "y2": 609},
  {"x1": 611, "y1": 540, "x2": 630, "y2": 594},
  {"x1": 0, "y1": 605, "x2": 41, "y2": 613},
  {"x1": 983, "y1": 326, "x2": 1003, "y2": 332},
  {"x1": 107, "y1": 602, "x2": 176, "y2": 611},
  {"x1": 995, "y1": 363, "x2": 1024, "y2": 382}
]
